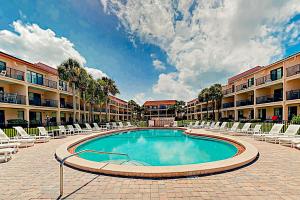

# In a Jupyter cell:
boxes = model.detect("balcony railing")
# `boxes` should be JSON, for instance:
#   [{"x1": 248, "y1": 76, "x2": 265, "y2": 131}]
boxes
[
  {"x1": 222, "y1": 102, "x2": 234, "y2": 109},
  {"x1": 286, "y1": 64, "x2": 300, "y2": 77},
  {"x1": 256, "y1": 74, "x2": 282, "y2": 86},
  {"x1": 29, "y1": 78, "x2": 58, "y2": 89},
  {"x1": 1, "y1": 67, "x2": 25, "y2": 81},
  {"x1": 287, "y1": 89, "x2": 300, "y2": 100},
  {"x1": 110, "y1": 110, "x2": 117, "y2": 114},
  {"x1": 256, "y1": 94, "x2": 283, "y2": 104},
  {"x1": 222, "y1": 88, "x2": 234, "y2": 95},
  {"x1": 60, "y1": 102, "x2": 74, "y2": 109},
  {"x1": 236, "y1": 99, "x2": 253, "y2": 107},
  {"x1": 29, "y1": 99, "x2": 58, "y2": 107},
  {"x1": 0, "y1": 92, "x2": 26, "y2": 104},
  {"x1": 236, "y1": 83, "x2": 254, "y2": 92}
]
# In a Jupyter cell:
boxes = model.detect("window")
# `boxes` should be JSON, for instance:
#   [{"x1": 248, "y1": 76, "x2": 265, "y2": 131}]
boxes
[
  {"x1": 274, "y1": 107, "x2": 283, "y2": 120},
  {"x1": 247, "y1": 78, "x2": 254, "y2": 87},
  {"x1": 27, "y1": 71, "x2": 44, "y2": 85},
  {"x1": 258, "y1": 109, "x2": 266, "y2": 120},
  {"x1": 270, "y1": 67, "x2": 283, "y2": 81},
  {"x1": 59, "y1": 80, "x2": 68, "y2": 91},
  {"x1": 0, "y1": 61, "x2": 6, "y2": 71},
  {"x1": 288, "y1": 106, "x2": 297, "y2": 120},
  {"x1": 17, "y1": 111, "x2": 24, "y2": 120}
]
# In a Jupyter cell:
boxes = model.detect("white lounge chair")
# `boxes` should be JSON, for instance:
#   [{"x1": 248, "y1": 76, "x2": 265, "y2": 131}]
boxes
[
  {"x1": 247, "y1": 124, "x2": 262, "y2": 135},
  {"x1": 207, "y1": 122, "x2": 217, "y2": 129},
  {"x1": 172, "y1": 121, "x2": 178, "y2": 127},
  {"x1": 234, "y1": 123, "x2": 252, "y2": 135},
  {"x1": 296, "y1": 143, "x2": 300, "y2": 149},
  {"x1": 118, "y1": 122, "x2": 124, "y2": 129},
  {"x1": 112, "y1": 122, "x2": 119, "y2": 129},
  {"x1": 266, "y1": 124, "x2": 300, "y2": 144},
  {"x1": 85, "y1": 123, "x2": 94, "y2": 132},
  {"x1": 58, "y1": 125, "x2": 72, "y2": 136},
  {"x1": 37, "y1": 127, "x2": 52, "y2": 142},
  {"x1": 12, "y1": 127, "x2": 35, "y2": 147},
  {"x1": 186, "y1": 122, "x2": 193, "y2": 128},
  {"x1": 126, "y1": 122, "x2": 135, "y2": 128},
  {"x1": 93, "y1": 123, "x2": 107, "y2": 131},
  {"x1": 105, "y1": 123, "x2": 112, "y2": 130},
  {"x1": 0, "y1": 129, "x2": 21, "y2": 151},
  {"x1": 212, "y1": 122, "x2": 227, "y2": 131},
  {"x1": 74, "y1": 124, "x2": 92, "y2": 134},
  {"x1": 279, "y1": 137, "x2": 300, "y2": 148},
  {"x1": 0, "y1": 148, "x2": 13, "y2": 163},
  {"x1": 67, "y1": 125, "x2": 80, "y2": 135},
  {"x1": 223, "y1": 122, "x2": 240, "y2": 134},
  {"x1": 253, "y1": 124, "x2": 284, "y2": 141},
  {"x1": 210, "y1": 122, "x2": 220, "y2": 129}
]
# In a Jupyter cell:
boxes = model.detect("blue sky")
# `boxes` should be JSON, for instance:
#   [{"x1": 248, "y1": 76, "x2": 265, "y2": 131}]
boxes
[{"x1": 0, "y1": 0, "x2": 300, "y2": 104}]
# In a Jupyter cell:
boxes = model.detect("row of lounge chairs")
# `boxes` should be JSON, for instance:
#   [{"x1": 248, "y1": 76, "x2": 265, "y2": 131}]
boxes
[
  {"x1": 0, "y1": 122, "x2": 137, "y2": 163},
  {"x1": 188, "y1": 121, "x2": 300, "y2": 149}
]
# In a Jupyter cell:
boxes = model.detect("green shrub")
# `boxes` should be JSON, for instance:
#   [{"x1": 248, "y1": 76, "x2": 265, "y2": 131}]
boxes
[
  {"x1": 291, "y1": 115, "x2": 300, "y2": 124},
  {"x1": 7, "y1": 119, "x2": 28, "y2": 127}
]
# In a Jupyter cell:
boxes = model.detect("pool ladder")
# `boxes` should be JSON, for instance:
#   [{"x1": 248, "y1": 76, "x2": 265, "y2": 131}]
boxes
[{"x1": 58, "y1": 149, "x2": 130, "y2": 197}]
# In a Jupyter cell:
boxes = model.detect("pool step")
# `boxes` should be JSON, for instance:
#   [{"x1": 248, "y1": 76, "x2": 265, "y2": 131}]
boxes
[{"x1": 106, "y1": 159, "x2": 150, "y2": 166}]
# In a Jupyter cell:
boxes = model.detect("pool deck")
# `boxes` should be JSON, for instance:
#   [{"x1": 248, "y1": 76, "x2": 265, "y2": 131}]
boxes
[{"x1": 0, "y1": 129, "x2": 300, "y2": 199}]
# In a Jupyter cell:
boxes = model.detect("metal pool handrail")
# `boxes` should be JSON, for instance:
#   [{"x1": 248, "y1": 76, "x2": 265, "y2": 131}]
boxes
[{"x1": 58, "y1": 149, "x2": 130, "y2": 197}]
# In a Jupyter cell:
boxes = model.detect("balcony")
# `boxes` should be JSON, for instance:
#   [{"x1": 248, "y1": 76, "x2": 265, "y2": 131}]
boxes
[
  {"x1": 29, "y1": 78, "x2": 57, "y2": 89},
  {"x1": 256, "y1": 74, "x2": 282, "y2": 86},
  {"x1": 110, "y1": 109, "x2": 117, "y2": 114},
  {"x1": 286, "y1": 64, "x2": 300, "y2": 77},
  {"x1": 202, "y1": 107, "x2": 207, "y2": 111},
  {"x1": 236, "y1": 99, "x2": 253, "y2": 107},
  {"x1": 222, "y1": 88, "x2": 234, "y2": 95},
  {"x1": 0, "y1": 92, "x2": 26, "y2": 104},
  {"x1": 60, "y1": 102, "x2": 74, "y2": 109},
  {"x1": 236, "y1": 83, "x2": 254, "y2": 92},
  {"x1": 287, "y1": 89, "x2": 300, "y2": 100},
  {"x1": 0, "y1": 67, "x2": 25, "y2": 81},
  {"x1": 29, "y1": 99, "x2": 58, "y2": 107},
  {"x1": 222, "y1": 102, "x2": 234, "y2": 109},
  {"x1": 256, "y1": 94, "x2": 283, "y2": 104}
]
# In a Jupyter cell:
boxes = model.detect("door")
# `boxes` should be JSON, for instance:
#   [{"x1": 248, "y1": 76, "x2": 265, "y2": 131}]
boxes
[
  {"x1": 259, "y1": 109, "x2": 266, "y2": 120},
  {"x1": 274, "y1": 88, "x2": 283, "y2": 101},
  {"x1": 29, "y1": 93, "x2": 41, "y2": 106},
  {"x1": 0, "y1": 110, "x2": 5, "y2": 127},
  {"x1": 288, "y1": 106, "x2": 297, "y2": 120},
  {"x1": 274, "y1": 107, "x2": 283, "y2": 120}
]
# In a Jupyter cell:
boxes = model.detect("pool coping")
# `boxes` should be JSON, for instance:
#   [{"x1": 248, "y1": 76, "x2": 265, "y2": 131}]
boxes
[{"x1": 55, "y1": 127, "x2": 259, "y2": 178}]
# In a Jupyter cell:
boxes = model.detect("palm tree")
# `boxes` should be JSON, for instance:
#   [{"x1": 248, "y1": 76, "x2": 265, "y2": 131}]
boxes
[
  {"x1": 212, "y1": 84, "x2": 223, "y2": 120},
  {"x1": 99, "y1": 77, "x2": 120, "y2": 122},
  {"x1": 128, "y1": 100, "x2": 138, "y2": 120},
  {"x1": 198, "y1": 88, "x2": 210, "y2": 120},
  {"x1": 209, "y1": 85, "x2": 217, "y2": 120},
  {"x1": 58, "y1": 58, "x2": 82, "y2": 123},
  {"x1": 167, "y1": 101, "x2": 185, "y2": 119},
  {"x1": 77, "y1": 68, "x2": 89, "y2": 122}
]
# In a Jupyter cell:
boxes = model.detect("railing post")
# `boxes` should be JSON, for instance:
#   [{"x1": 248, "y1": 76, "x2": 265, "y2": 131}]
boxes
[{"x1": 60, "y1": 163, "x2": 64, "y2": 196}]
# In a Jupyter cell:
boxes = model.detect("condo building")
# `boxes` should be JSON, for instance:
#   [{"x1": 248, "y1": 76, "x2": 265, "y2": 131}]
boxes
[
  {"x1": 0, "y1": 51, "x2": 131, "y2": 126},
  {"x1": 143, "y1": 100, "x2": 176, "y2": 120},
  {"x1": 186, "y1": 52, "x2": 300, "y2": 121}
]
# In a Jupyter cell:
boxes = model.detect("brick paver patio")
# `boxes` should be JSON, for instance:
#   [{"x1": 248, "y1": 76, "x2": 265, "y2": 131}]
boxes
[{"x1": 0, "y1": 133, "x2": 300, "y2": 200}]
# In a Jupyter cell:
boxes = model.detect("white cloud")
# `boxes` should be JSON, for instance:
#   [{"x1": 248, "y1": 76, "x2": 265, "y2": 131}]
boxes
[
  {"x1": 0, "y1": 20, "x2": 108, "y2": 81},
  {"x1": 101, "y1": 0, "x2": 300, "y2": 101},
  {"x1": 132, "y1": 92, "x2": 150, "y2": 105},
  {"x1": 85, "y1": 67, "x2": 108, "y2": 79},
  {"x1": 0, "y1": 20, "x2": 86, "y2": 67},
  {"x1": 152, "y1": 59, "x2": 166, "y2": 70}
]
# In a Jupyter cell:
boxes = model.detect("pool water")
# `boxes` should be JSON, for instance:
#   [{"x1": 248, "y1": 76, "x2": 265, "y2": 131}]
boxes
[{"x1": 75, "y1": 129, "x2": 238, "y2": 166}]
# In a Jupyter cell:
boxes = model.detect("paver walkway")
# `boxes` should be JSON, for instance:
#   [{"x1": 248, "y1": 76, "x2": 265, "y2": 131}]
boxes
[{"x1": 0, "y1": 132, "x2": 300, "y2": 200}]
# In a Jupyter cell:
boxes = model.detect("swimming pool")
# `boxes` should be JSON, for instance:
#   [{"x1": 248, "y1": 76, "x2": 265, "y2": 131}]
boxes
[{"x1": 75, "y1": 129, "x2": 238, "y2": 166}]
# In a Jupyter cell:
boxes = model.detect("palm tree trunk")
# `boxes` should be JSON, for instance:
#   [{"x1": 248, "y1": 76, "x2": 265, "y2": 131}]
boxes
[
  {"x1": 90, "y1": 104, "x2": 93, "y2": 123},
  {"x1": 206, "y1": 101, "x2": 209, "y2": 120},
  {"x1": 212, "y1": 100, "x2": 215, "y2": 121},
  {"x1": 105, "y1": 98, "x2": 109, "y2": 122},
  {"x1": 72, "y1": 82, "x2": 76, "y2": 123},
  {"x1": 83, "y1": 92, "x2": 86, "y2": 123}
]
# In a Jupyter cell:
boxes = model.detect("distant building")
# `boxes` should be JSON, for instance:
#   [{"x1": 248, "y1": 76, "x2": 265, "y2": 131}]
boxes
[{"x1": 143, "y1": 100, "x2": 177, "y2": 120}]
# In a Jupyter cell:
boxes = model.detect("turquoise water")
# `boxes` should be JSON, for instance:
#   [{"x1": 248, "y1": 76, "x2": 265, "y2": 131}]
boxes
[{"x1": 75, "y1": 129, "x2": 238, "y2": 166}]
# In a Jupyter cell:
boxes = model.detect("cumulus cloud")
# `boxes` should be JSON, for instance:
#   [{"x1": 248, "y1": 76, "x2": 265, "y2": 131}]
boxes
[
  {"x1": 152, "y1": 59, "x2": 166, "y2": 70},
  {"x1": 85, "y1": 67, "x2": 108, "y2": 79},
  {"x1": 101, "y1": 0, "x2": 300, "y2": 100},
  {"x1": 132, "y1": 92, "x2": 150, "y2": 105},
  {"x1": 0, "y1": 20, "x2": 86, "y2": 66},
  {"x1": 0, "y1": 20, "x2": 108, "y2": 80}
]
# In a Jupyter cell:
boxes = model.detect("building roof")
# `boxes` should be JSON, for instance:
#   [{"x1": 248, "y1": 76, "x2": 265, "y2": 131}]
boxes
[
  {"x1": 0, "y1": 51, "x2": 58, "y2": 75},
  {"x1": 34, "y1": 62, "x2": 58, "y2": 75},
  {"x1": 228, "y1": 66, "x2": 262, "y2": 84},
  {"x1": 187, "y1": 98, "x2": 198, "y2": 104},
  {"x1": 109, "y1": 95, "x2": 128, "y2": 105},
  {"x1": 143, "y1": 100, "x2": 177, "y2": 106}
]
